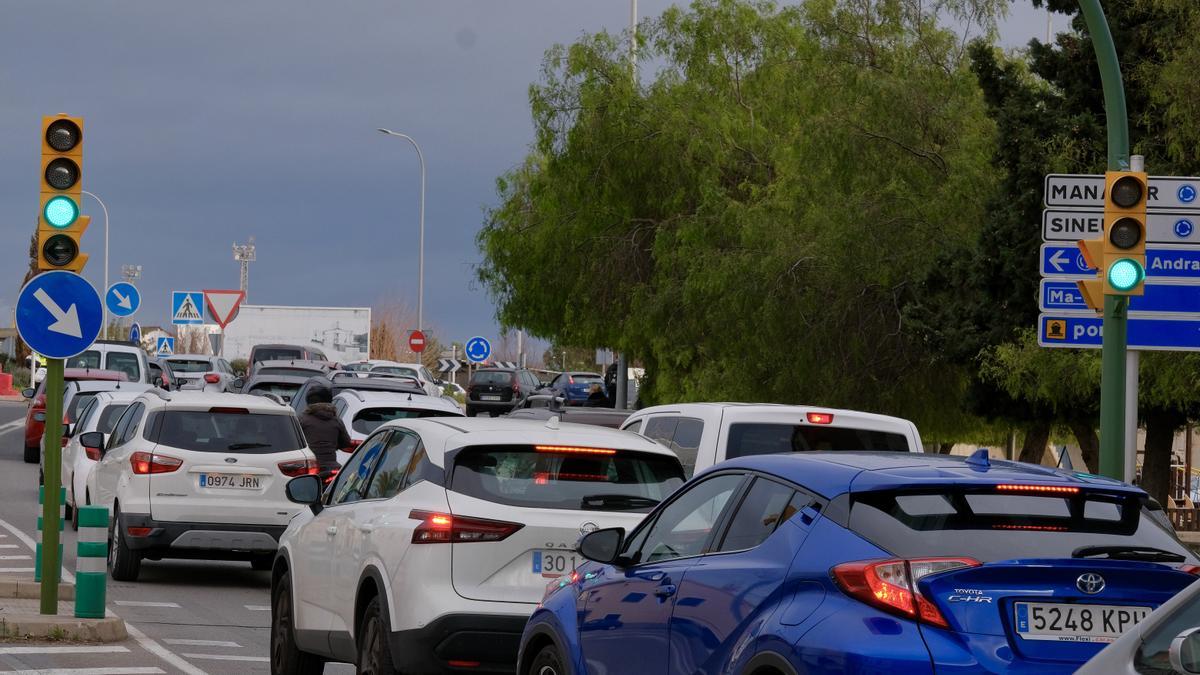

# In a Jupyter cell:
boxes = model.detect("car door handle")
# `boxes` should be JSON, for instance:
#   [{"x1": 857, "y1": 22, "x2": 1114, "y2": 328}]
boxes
[
  {"x1": 654, "y1": 585, "x2": 677, "y2": 599},
  {"x1": 326, "y1": 526, "x2": 338, "y2": 536}
]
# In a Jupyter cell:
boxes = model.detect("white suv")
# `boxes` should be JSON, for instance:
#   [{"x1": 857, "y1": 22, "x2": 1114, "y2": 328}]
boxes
[
  {"x1": 621, "y1": 403, "x2": 924, "y2": 477},
  {"x1": 62, "y1": 388, "x2": 150, "y2": 529},
  {"x1": 270, "y1": 417, "x2": 685, "y2": 674},
  {"x1": 331, "y1": 390, "x2": 464, "y2": 465},
  {"x1": 88, "y1": 391, "x2": 318, "y2": 581}
]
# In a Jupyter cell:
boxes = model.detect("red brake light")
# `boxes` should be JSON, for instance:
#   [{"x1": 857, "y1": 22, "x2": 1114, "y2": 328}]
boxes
[
  {"x1": 208, "y1": 407, "x2": 249, "y2": 414},
  {"x1": 1180, "y1": 564, "x2": 1200, "y2": 575},
  {"x1": 322, "y1": 468, "x2": 340, "y2": 486},
  {"x1": 807, "y1": 412, "x2": 834, "y2": 425},
  {"x1": 204, "y1": 374, "x2": 221, "y2": 384},
  {"x1": 833, "y1": 557, "x2": 980, "y2": 629},
  {"x1": 130, "y1": 451, "x2": 182, "y2": 475},
  {"x1": 534, "y1": 445, "x2": 617, "y2": 456},
  {"x1": 278, "y1": 459, "x2": 318, "y2": 477},
  {"x1": 409, "y1": 510, "x2": 523, "y2": 544},
  {"x1": 995, "y1": 484, "x2": 1079, "y2": 494},
  {"x1": 84, "y1": 447, "x2": 102, "y2": 462},
  {"x1": 126, "y1": 526, "x2": 153, "y2": 537},
  {"x1": 991, "y1": 524, "x2": 1069, "y2": 532}
]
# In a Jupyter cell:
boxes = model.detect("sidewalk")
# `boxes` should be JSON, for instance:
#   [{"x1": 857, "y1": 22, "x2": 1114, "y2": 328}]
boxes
[{"x1": 0, "y1": 577, "x2": 125, "y2": 643}]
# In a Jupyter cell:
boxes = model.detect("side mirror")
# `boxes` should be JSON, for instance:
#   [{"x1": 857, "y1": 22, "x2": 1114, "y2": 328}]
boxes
[
  {"x1": 285, "y1": 475, "x2": 324, "y2": 515},
  {"x1": 231, "y1": 378, "x2": 245, "y2": 391},
  {"x1": 79, "y1": 432, "x2": 105, "y2": 455},
  {"x1": 21, "y1": 388, "x2": 34, "y2": 400},
  {"x1": 1170, "y1": 627, "x2": 1200, "y2": 674},
  {"x1": 578, "y1": 527, "x2": 625, "y2": 565}
]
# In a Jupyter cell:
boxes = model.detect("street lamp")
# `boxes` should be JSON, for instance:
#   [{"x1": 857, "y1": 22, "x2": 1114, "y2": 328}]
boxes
[
  {"x1": 81, "y1": 190, "x2": 109, "y2": 338},
  {"x1": 376, "y1": 128, "x2": 426, "y2": 334}
]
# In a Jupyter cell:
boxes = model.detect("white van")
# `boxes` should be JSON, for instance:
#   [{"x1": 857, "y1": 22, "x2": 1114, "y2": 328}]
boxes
[
  {"x1": 621, "y1": 403, "x2": 924, "y2": 477},
  {"x1": 66, "y1": 340, "x2": 150, "y2": 384}
]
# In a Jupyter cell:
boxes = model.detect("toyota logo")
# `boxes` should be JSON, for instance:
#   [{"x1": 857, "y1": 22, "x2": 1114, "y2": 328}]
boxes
[
  {"x1": 1077, "y1": 573, "x2": 1106, "y2": 595},
  {"x1": 580, "y1": 522, "x2": 599, "y2": 536}
]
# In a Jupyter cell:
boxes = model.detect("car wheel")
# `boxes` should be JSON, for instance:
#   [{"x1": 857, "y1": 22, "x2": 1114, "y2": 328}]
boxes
[
  {"x1": 489, "y1": 411, "x2": 501, "y2": 418},
  {"x1": 356, "y1": 596, "x2": 397, "y2": 675},
  {"x1": 527, "y1": 644, "x2": 566, "y2": 675},
  {"x1": 466, "y1": 406, "x2": 478, "y2": 417},
  {"x1": 23, "y1": 445, "x2": 38, "y2": 464},
  {"x1": 271, "y1": 571, "x2": 323, "y2": 675},
  {"x1": 108, "y1": 507, "x2": 141, "y2": 582},
  {"x1": 251, "y1": 554, "x2": 273, "y2": 572}
]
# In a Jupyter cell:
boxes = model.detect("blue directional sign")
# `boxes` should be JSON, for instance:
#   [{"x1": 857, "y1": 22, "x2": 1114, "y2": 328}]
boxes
[
  {"x1": 128, "y1": 322, "x2": 141, "y2": 345},
  {"x1": 1040, "y1": 314, "x2": 1200, "y2": 352},
  {"x1": 1040, "y1": 280, "x2": 1200, "y2": 315},
  {"x1": 1041, "y1": 244, "x2": 1200, "y2": 280},
  {"x1": 15, "y1": 271, "x2": 103, "y2": 359},
  {"x1": 465, "y1": 336, "x2": 492, "y2": 363},
  {"x1": 156, "y1": 336, "x2": 175, "y2": 357},
  {"x1": 171, "y1": 291, "x2": 204, "y2": 325},
  {"x1": 105, "y1": 282, "x2": 140, "y2": 318}
]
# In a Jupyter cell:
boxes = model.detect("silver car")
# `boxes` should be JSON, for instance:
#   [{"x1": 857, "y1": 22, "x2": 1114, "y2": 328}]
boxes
[
  {"x1": 1078, "y1": 575, "x2": 1200, "y2": 674},
  {"x1": 162, "y1": 355, "x2": 238, "y2": 392}
]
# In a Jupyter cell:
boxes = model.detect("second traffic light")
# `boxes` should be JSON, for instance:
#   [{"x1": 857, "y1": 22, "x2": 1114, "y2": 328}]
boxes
[{"x1": 38, "y1": 115, "x2": 88, "y2": 272}]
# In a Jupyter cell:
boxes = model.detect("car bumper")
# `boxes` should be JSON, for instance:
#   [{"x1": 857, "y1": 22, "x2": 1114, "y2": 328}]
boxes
[
  {"x1": 120, "y1": 514, "x2": 285, "y2": 560},
  {"x1": 388, "y1": 612, "x2": 529, "y2": 674},
  {"x1": 467, "y1": 399, "x2": 516, "y2": 411}
]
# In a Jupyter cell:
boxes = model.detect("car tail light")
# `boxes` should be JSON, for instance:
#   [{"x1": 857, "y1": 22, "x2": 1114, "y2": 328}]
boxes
[
  {"x1": 204, "y1": 374, "x2": 221, "y2": 384},
  {"x1": 1180, "y1": 564, "x2": 1200, "y2": 575},
  {"x1": 322, "y1": 468, "x2": 340, "y2": 486},
  {"x1": 126, "y1": 526, "x2": 153, "y2": 537},
  {"x1": 995, "y1": 484, "x2": 1079, "y2": 494},
  {"x1": 807, "y1": 412, "x2": 834, "y2": 424},
  {"x1": 209, "y1": 407, "x2": 249, "y2": 414},
  {"x1": 409, "y1": 510, "x2": 523, "y2": 544},
  {"x1": 278, "y1": 459, "x2": 318, "y2": 477},
  {"x1": 130, "y1": 451, "x2": 183, "y2": 475},
  {"x1": 832, "y1": 557, "x2": 980, "y2": 629},
  {"x1": 84, "y1": 447, "x2": 102, "y2": 462}
]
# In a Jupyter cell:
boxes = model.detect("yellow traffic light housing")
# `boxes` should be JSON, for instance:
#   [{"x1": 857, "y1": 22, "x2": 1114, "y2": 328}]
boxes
[
  {"x1": 1075, "y1": 238, "x2": 1105, "y2": 312},
  {"x1": 37, "y1": 114, "x2": 86, "y2": 272},
  {"x1": 1102, "y1": 170, "x2": 1147, "y2": 296}
]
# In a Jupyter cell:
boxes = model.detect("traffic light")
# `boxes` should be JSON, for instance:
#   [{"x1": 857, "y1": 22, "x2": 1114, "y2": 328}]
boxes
[
  {"x1": 38, "y1": 114, "x2": 88, "y2": 272},
  {"x1": 1074, "y1": 170, "x2": 1149, "y2": 310}
]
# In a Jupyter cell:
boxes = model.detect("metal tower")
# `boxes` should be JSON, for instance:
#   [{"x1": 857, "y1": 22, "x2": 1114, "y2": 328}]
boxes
[
  {"x1": 121, "y1": 264, "x2": 142, "y2": 284},
  {"x1": 233, "y1": 236, "x2": 256, "y2": 300}
]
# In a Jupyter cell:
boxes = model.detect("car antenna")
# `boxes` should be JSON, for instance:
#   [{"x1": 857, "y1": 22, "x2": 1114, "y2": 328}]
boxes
[
  {"x1": 966, "y1": 448, "x2": 991, "y2": 470},
  {"x1": 545, "y1": 416, "x2": 560, "y2": 430}
]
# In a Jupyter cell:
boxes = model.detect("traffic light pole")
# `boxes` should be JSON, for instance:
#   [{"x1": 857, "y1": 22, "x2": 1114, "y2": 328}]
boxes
[
  {"x1": 1078, "y1": 0, "x2": 1131, "y2": 480},
  {"x1": 39, "y1": 358, "x2": 63, "y2": 615}
]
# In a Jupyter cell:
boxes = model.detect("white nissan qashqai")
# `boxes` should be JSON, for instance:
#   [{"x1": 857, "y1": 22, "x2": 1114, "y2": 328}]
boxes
[
  {"x1": 271, "y1": 416, "x2": 686, "y2": 675},
  {"x1": 88, "y1": 390, "x2": 319, "y2": 581}
]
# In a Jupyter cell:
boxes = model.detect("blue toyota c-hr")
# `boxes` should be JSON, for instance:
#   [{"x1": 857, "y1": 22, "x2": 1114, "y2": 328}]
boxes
[{"x1": 517, "y1": 451, "x2": 1199, "y2": 674}]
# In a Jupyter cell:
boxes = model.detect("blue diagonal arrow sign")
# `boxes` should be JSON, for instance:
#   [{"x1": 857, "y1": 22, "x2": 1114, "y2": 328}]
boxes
[{"x1": 16, "y1": 272, "x2": 103, "y2": 359}]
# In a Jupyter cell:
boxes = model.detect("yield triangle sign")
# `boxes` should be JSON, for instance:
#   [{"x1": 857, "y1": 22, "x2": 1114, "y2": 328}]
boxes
[{"x1": 203, "y1": 289, "x2": 246, "y2": 329}]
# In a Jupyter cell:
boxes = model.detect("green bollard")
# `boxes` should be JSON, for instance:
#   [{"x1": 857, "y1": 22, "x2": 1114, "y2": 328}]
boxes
[
  {"x1": 74, "y1": 506, "x2": 108, "y2": 619},
  {"x1": 34, "y1": 487, "x2": 65, "y2": 583}
]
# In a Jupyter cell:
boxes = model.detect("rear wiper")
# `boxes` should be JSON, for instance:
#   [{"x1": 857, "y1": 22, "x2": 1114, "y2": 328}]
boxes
[
  {"x1": 1072, "y1": 545, "x2": 1186, "y2": 563},
  {"x1": 581, "y1": 494, "x2": 660, "y2": 510},
  {"x1": 226, "y1": 442, "x2": 271, "y2": 451}
]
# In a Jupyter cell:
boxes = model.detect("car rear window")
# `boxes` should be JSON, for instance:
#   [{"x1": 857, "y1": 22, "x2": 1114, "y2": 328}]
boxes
[
  {"x1": 372, "y1": 366, "x2": 418, "y2": 378},
  {"x1": 451, "y1": 445, "x2": 685, "y2": 512},
  {"x1": 257, "y1": 367, "x2": 323, "y2": 378},
  {"x1": 248, "y1": 383, "x2": 301, "y2": 402},
  {"x1": 166, "y1": 360, "x2": 211, "y2": 373},
  {"x1": 470, "y1": 371, "x2": 513, "y2": 386},
  {"x1": 97, "y1": 404, "x2": 131, "y2": 434},
  {"x1": 67, "y1": 393, "x2": 97, "y2": 423},
  {"x1": 351, "y1": 406, "x2": 457, "y2": 434},
  {"x1": 105, "y1": 353, "x2": 141, "y2": 382},
  {"x1": 849, "y1": 488, "x2": 1197, "y2": 563},
  {"x1": 567, "y1": 374, "x2": 603, "y2": 385},
  {"x1": 255, "y1": 349, "x2": 303, "y2": 362},
  {"x1": 154, "y1": 410, "x2": 303, "y2": 453},
  {"x1": 726, "y1": 422, "x2": 909, "y2": 458}
]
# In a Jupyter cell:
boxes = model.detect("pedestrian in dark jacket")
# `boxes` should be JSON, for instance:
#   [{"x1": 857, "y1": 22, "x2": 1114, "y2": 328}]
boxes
[{"x1": 298, "y1": 386, "x2": 350, "y2": 472}]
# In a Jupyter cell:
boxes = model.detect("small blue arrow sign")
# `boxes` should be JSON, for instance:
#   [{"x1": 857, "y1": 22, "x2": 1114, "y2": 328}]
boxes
[
  {"x1": 16, "y1": 272, "x2": 103, "y2": 359},
  {"x1": 1040, "y1": 244, "x2": 1094, "y2": 277},
  {"x1": 156, "y1": 336, "x2": 175, "y2": 356},
  {"x1": 465, "y1": 336, "x2": 492, "y2": 363},
  {"x1": 1041, "y1": 314, "x2": 1200, "y2": 351},
  {"x1": 128, "y1": 322, "x2": 141, "y2": 345},
  {"x1": 106, "y1": 282, "x2": 141, "y2": 317}
]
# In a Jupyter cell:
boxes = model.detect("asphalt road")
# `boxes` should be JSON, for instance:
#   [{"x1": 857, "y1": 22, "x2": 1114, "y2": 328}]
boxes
[{"x1": 0, "y1": 400, "x2": 356, "y2": 674}]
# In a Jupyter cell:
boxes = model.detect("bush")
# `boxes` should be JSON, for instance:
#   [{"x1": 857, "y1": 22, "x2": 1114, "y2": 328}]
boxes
[{"x1": 230, "y1": 358, "x2": 249, "y2": 376}]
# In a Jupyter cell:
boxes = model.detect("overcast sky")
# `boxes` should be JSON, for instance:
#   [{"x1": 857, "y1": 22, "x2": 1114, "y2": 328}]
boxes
[{"x1": 0, "y1": 1, "x2": 1050, "y2": 346}]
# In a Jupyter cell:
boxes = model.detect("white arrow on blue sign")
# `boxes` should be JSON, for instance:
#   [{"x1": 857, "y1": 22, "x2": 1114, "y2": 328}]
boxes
[
  {"x1": 1040, "y1": 314, "x2": 1200, "y2": 352},
  {"x1": 15, "y1": 271, "x2": 103, "y2": 359},
  {"x1": 105, "y1": 282, "x2": 140, "y2": 318},
  {"x1": 1040, "y1": 279, "x2": 1200, "y2": 315},
  {"x1": 129, "y1": 322, "x2": 141, "y2": 345},
  {"x1": 465, "y1": 336, "x2": 492, "y2": 363},
  {"x1": 1040, "y1": 244, "x2": 1200, "y2": 280}
]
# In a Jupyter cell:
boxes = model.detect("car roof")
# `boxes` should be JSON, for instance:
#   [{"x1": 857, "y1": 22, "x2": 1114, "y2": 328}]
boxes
[
  {"x1": 163, "y1": 355, "x2": 214, "y2": 362},
  {"x1": 70, "y1": 381, "x2": 152, "y2": 393},
  {"x1": 328, "y1": 377, "x2": 425, "y2": 396},
  {"x1": 246, "y1": 374, "x2": 312, "y2": 385},
  {"x1": 143, "y1": 390, "x2": 293, "y2": 413},
  {"x1": 708, "y1": 452, "x2": 1137, "y2": 499},
  {"x1": 63, "y1": 368, "x2": 127, "y2": 381},
  {"x1": 631, "y1": 402, "x2": 914, "y2": 426},
  {"x1": 94, "y1": 389, "x2": 152, "y2": 403},
  {"x1": 507, "y1": 408, "x2": 632, "y2": 428},
  {"x1": 334, "y1": 390, "x2": 461, "y2": 411},
  {"x1": 256, "y1": 359, "x2": 327, "y2": 369}
]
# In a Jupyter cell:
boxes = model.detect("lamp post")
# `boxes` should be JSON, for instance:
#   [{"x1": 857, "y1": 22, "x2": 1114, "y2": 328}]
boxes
[
  {"x1": 81, "y1": 191, "x2": 109, "y2": 338},
  {"x1": 376, "y1": 129, "x2": 426, "y2": 334}
]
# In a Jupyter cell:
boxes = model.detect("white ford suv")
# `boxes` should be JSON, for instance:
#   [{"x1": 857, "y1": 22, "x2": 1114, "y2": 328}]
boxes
[
  {"x1": 89, "y1": 391, "x2": 318, "y2": 581},
  {"x1": 270, "y1": 417, "x2": 685, "y2": 674}
]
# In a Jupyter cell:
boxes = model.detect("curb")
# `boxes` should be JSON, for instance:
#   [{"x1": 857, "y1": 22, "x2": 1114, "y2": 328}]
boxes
[
  {"x1": 0, "y1": 577, "x2": 74, "y2": 601},
  {"x1": 0, "y1": 613, "x2": 126, "y2": 642}
]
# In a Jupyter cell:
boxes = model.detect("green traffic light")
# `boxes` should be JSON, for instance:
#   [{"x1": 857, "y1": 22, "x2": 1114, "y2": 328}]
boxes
[
  {"x1": 1108, "y1": 258, "x2": 1145, "y2": 292},
  {"x1": 43, "y1": 196, "x2": 78, "y2": 228}
]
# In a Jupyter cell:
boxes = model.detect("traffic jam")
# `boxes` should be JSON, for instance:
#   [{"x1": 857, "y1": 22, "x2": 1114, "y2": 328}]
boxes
[{"x1": 15, "y1": 341, "x2": 1198, "y2": 675}]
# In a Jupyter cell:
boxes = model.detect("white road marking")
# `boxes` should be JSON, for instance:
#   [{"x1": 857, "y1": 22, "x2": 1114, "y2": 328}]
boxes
[
  {"x1": 0, "y1": 516, "x2": 73, "y2": 583},
  {"x1": 2, "y1": 669, "x2": 165, "y2": 675},
  {"x1": 125, "y1": 623, "x2": 209, "y2": 675},
  {"x1": 244, "y1": 604, "x2": 270, "y2": 611},
  {"x1": 0, "y1": 544, "x2": 21, "y2": 548},
  {"x1": 0, "y1": 647, "x2": 129, "y2": 655},
  {"x1": 114, "y1": 601, "x2": 181, "y2": 608},
  {"x1": 181, "y1": 654, "x2": 269, "y2": 663},
  {"x1": 162, "y1": 639, "x2": 242, "y2": 648},
  {"x1": 0, "y1": 419, "x2": 25, "y2": 434},
  {"x1": 0, "y1": 555, "x2": 31, "y2": 561},
  {"x1": 0, "y1": 567, "x2": 35, "y2": 573}
]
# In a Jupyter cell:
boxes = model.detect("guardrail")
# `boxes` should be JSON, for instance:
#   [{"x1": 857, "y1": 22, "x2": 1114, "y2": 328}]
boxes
[{"x1": 1169, "y1": 508, "x2": 1200, "y2": 532}]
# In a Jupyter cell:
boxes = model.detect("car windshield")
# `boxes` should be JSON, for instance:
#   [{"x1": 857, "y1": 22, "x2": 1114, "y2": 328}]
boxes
[
  {"x1": 351, "y1": 406, "x2": 457, "y2": 434},
  {"x1": 155, "y1": 410, "x2": 303, "y2": 453},
  {"x1": 342, "y1": 363, "x2": 371, "y2": 372},
  {"x1": 725, "y1": 422, "x2": 910, "y2": 457},
  {"x1": 567, "y1": 374, "x2": 603, "y2": 385},
  {"x1": 66, "y1": 393, "x2": 98, "y2": 423},
  {"x1": 105, "y1": 353, "x2": 140, "y2": 381},
  {"x1": 68, "y1": 351, "x2": 101, "y2": 369},
  {"x1": 451, "y1": 445, "x2": 685, "y2": 512},
  {"x1": 96, "y1": 404, "x2": 131, "y2": 434},
  {"x1": 255, "y1": 349, "x2": 303, "y2": 362},
  {"x1": 166, "y1": 360, "x2": 212, "y2": 373},
  {"x1": 372, "y1": 366, "x2": 419, "y2": 378},
  {"x1": 247, "y1": 383, "x2": 301, "y2": 402},
  {"x1": 256, "y1": 367, "x2": 324, "y2": 378},
  {"x1": 470, "y1": 371, "x2": 513, "y2": 385},
  {"x1": 848, "y1": 488, "x2": 1198, "y2": 564}
]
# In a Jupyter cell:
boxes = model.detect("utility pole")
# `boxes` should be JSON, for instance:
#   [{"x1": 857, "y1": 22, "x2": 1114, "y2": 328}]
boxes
[
  {"x1": 233, "y1": 236, "x2": 256, "y2": 302},
  {"x1": 615, "y1": 0, "x2": 637, "y2": 412}
]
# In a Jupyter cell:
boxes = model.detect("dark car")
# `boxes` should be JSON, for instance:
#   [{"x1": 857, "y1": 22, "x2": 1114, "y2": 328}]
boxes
[
  {"x1": 544, "y1": 371, "x2": 606, "y2": 406},
  {"x1": 238, "y1": 373, "x2": 312, "y2": 405},
  {"x1": 289, "y1": 372, "x2": 426, "y2": 414},
  {"x1": 466, "y1": 367, "x2": 541, "y2": 417}
]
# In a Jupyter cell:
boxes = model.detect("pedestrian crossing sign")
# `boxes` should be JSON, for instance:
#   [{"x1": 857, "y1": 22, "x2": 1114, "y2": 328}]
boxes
[
  {"x1": 172, "y1": 291, "x2": 204, "y2": 325},
  {"x1": 157, "y1": 336, "x2": 175, "y2": 356}
]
